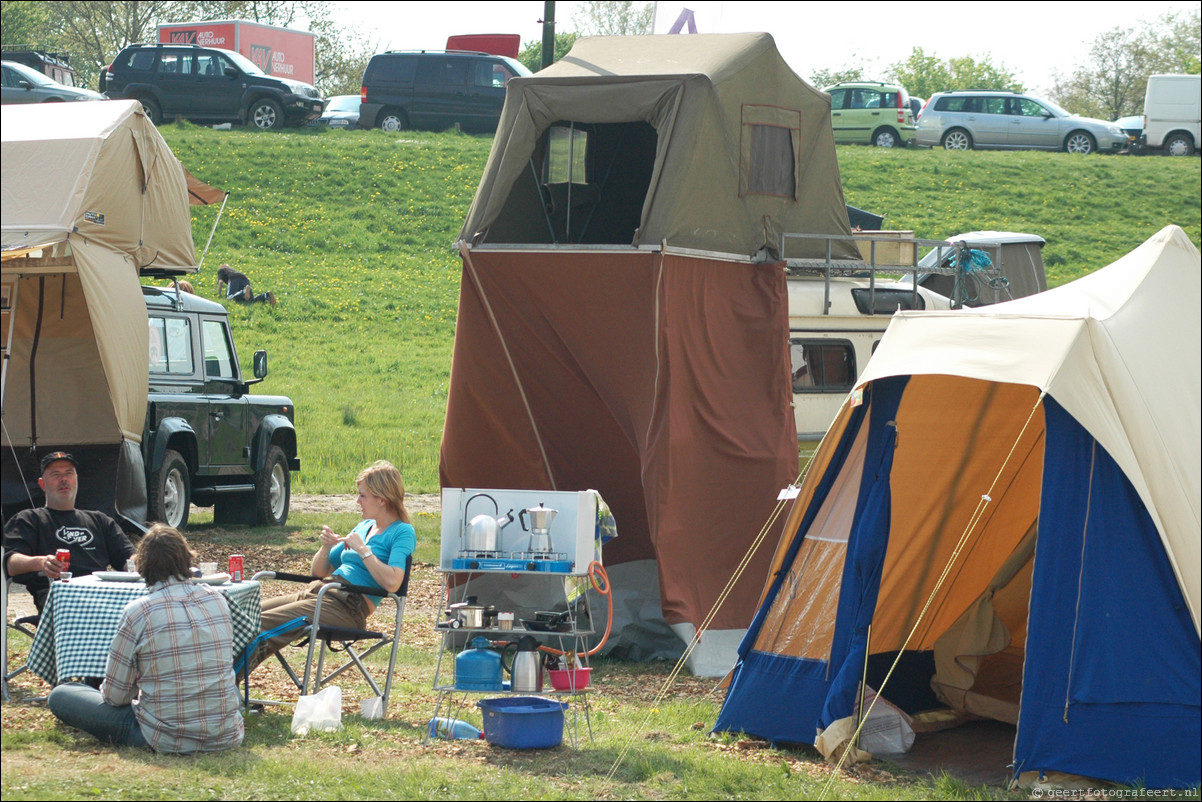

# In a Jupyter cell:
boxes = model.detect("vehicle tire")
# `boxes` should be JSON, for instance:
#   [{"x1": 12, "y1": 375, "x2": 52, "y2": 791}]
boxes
[
  {"x1": 136, "y1": 95, "x2": 162, "y2": 126},
  {"x1": 254, "y1": 445, "x2": 290, "y2": 526},
  {"x1": 871, "y1": 128, "x2": 899, "y2": 148},
  {"x1": 148, "y1": 449, "x2": 190, "y2": 529},
  {"x1": 1163, "y1": 132, "x2": 1195, "y2": 157},
  {"x1": 379, "y1": 108, "x2": 408, "y2": 133},
  {"x1": 249, "y1": 98, "x2": 284, "y2": 131},
  {"x1": 1064, "y1": 131, "x2": 1096, "y2": 155},
  {"x1": 941, "y1": 128, "x2": 972, "y2": 150}
]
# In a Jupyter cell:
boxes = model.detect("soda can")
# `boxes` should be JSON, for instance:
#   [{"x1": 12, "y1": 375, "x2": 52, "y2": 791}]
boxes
[
  {"x1": 228, "y1": 554, "x2": 244, "y2": 582},
  {"x1": 55, "y1": 548, "x2": 71, "y2": 571}
]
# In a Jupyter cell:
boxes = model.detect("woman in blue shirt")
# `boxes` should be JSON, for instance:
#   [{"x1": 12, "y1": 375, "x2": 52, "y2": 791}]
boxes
[{"x1": 247, "y1": 460, "x2": 416, "y2": 671}]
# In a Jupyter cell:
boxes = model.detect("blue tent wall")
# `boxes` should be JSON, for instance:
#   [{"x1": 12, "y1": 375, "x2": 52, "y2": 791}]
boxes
[
  {"x1": 714, "y1": 378, "x2": 906, "y2": 744},
  {"x1": 1015, "y1": 399, "x2": 1200, "y2": 788}
]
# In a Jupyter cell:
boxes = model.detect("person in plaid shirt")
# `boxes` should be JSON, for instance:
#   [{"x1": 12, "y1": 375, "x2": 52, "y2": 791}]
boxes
[{"x1": 46, "y1": 524, "x2": 244, "y2": 752}]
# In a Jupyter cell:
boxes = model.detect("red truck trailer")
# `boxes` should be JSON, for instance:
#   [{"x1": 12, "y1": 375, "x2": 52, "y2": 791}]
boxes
[{"x1": 157, "y1": 19, "x2": 316, "y2": 85}]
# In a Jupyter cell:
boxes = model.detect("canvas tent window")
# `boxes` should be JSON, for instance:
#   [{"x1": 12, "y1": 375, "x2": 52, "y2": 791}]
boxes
[
  {"x1": 741, "y1": 104, "x2": 800, "y2": 199},
  {"x1": 488, "y1": 121, "x2": 657, "y2": 246}
]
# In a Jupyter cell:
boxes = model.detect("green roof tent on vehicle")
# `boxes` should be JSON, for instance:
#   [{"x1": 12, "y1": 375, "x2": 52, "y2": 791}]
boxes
[{"x1": 443, "y1": 33, "x2": 856, "y2": 675}]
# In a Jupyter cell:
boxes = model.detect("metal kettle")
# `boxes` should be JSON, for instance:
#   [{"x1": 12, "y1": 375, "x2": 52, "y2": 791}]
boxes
[
  {"x1": 508, "y1": 635, "x2": 544, "y2": 693},
  {"x1": 463, "y1": 493, "x2": 514, "y2": 553}
]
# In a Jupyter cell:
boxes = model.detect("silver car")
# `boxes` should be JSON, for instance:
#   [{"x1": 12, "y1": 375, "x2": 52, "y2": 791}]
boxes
[
  {"x1": 915, "y1": 90, "x2": 1128, "y2": 154},
  {"x1": 1, "y1": 60, "x2": 105, "y2": 104}
]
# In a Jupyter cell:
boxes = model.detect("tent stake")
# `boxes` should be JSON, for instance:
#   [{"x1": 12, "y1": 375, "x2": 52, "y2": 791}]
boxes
[{"x1": 857, "y1": 624, "x2": 871, "y2": 749}]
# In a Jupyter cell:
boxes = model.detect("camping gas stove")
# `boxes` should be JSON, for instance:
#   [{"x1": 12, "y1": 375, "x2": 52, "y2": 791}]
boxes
[{"x1": 451, "y1": 549, "x2": 573, "y2": 573}]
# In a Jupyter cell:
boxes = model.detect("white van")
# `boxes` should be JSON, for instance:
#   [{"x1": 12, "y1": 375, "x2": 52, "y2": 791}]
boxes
[{"x1": 1142, "y1": 74, "x2": 1200, "y2": 156}]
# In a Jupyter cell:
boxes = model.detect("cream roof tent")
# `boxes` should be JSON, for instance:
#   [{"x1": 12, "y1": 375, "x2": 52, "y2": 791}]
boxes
[
  {"x1": 443, "y1": 34, "x2": 856, "y2": 675},
  {"x1": 714, "y1": 226, "x2": 1201, "y2": 787},
  {"x1": 1, "y1": 100, "x2": 196, "y2": 523},
  {"x1": 457, "y1": 33, "x2": 855, "y2": 258}
]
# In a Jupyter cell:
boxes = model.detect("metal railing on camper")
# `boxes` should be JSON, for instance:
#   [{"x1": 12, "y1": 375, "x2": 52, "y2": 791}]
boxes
[{"x1": 779, "y1": 231, "x2": 1012, "y2": 314}]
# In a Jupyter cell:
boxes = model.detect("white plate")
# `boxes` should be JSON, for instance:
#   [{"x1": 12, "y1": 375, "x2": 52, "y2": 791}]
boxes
[
  {"x1": 191, "y1": 573, "x2": 230, "y2": 585},
  {"x1": 94, "y1": 571, "x2": 144, "y2": 582}
]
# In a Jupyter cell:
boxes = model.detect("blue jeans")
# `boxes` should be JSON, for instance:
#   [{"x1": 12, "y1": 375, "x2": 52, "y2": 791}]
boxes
[{"x1": 48, "y1": 683, "x2": 148, "y2": 749}]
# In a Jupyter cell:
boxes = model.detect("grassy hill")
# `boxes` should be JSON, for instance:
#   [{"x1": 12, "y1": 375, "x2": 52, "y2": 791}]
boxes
[{"x1": 159, "y1": 123, "x2": 1201, "y2": 494}]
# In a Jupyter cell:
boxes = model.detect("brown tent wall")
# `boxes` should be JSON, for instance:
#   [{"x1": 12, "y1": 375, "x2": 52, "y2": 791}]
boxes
[{"x1": 440, "y1": 248, "x2": 799, "y2": 631}]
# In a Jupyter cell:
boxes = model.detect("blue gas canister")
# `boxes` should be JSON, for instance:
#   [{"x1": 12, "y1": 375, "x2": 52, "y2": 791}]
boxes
[{"x1": 455, "y1": 636, "x2": 504, "y2": 691}]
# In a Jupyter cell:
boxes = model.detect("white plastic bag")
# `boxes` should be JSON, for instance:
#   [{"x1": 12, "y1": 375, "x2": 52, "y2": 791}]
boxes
[{"x1": 291, "y1": 685, "x2": 343, "y2": 735}]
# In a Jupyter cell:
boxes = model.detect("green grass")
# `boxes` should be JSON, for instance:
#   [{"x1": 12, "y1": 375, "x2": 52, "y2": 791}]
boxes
[
  {"x1": 2, "y1": 514, "x2": 1046, "y2": 801},
  {"x1": 152, "y1": 124, "x2": 1200, "y2": 495}
]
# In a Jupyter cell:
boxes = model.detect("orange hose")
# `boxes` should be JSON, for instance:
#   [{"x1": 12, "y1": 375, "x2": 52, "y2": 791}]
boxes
[{"x1": 540, "y1": 560, "x2": 612, "y2": 659}]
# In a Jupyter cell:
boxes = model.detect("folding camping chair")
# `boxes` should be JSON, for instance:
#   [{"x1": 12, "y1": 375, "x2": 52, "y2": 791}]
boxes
[
  {"x1": 240, "y1": 556, "x2": 411, "y2": 716},
  {"x1": 2, "y1": 557, "x2": 42, "y2": 702}
]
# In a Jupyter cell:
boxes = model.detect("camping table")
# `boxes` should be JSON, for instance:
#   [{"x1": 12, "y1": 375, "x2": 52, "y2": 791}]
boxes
[{"x1": 26, "y1": 576, "x2": 261, "y2": 686}]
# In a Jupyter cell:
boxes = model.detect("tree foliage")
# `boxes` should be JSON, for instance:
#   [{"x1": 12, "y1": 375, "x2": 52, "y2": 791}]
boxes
[
  {"x1": 808, "y1": 65, "x2": 865, "y2": 90},
  {"x1": 889, "y1": 47, "x2": 1023, "y2": 100},
  {"x1": 1, "y1": 0, "x2": 371, "y2": 95},
  {"x1": 1049, "y1": 8, "x2": 1200, "y2": 120},
  {"x1": 571, "y1": 1, "x2": 653, "y2": 37},
  {"x1": 517, "y1": 31, "x2": 579, "y2": 74}
]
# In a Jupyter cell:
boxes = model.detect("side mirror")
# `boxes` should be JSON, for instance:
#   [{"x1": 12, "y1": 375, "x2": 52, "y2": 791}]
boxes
[
  {"x1": 224, "y1": 67, "x2": 238, "y2": 78},
  {"x1": 253, "y1": 350, "x2": 268, "y2": 379}
]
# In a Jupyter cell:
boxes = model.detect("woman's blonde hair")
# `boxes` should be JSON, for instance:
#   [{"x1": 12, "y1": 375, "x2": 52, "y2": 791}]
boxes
[{"x1": 357, "y1": 460, "x2": 410, "y2": 524}]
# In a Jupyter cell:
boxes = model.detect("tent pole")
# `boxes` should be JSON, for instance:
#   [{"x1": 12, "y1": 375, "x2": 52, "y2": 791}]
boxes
[
  {"x1": 856, "y1": 625, "x2": 871, "y2": 749},
  {"x1": 197, "y1": 192, "x2": 230, "y2": 270}
]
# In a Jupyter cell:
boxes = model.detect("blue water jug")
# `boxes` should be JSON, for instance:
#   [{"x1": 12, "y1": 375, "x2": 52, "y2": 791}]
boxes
[
  {"x1": 427, "y1": 716, "x2": 483, "y2": 740},
  {"x1": 455, "y1": 636, "x2": 503, "y2": 691}
]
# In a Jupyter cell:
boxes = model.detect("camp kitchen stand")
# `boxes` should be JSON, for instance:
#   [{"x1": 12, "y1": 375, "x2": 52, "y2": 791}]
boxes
[{"x1": 429, "y1": 489, "x2": 603, "y2": 747}]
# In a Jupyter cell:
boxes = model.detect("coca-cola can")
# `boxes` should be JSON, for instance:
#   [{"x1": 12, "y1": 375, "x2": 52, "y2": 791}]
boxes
[
  {"x1": 55, "y1": 548, "x2": 71, "y2": 571},
  {"x1": 228, "y1": 554, "x2": 244, "y2": 583}
]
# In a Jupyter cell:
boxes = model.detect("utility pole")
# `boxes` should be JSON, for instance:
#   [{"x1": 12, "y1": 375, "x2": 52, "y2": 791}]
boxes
[{"x1": 541, "y1": 1, "x2": 556, "y2": 70}]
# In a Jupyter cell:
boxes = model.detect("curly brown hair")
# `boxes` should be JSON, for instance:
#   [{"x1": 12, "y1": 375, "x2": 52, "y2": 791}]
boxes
[{"x1": 137, "y1": 523, "x2": 196, "y2": 586}]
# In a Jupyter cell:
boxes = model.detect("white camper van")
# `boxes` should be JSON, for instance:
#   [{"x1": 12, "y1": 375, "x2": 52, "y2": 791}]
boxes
[
  {"x1": 786, "y1": 231, "x2": 1047, "y2": 439},
  {"x1": 1142, "y1": 74, "x2": 1201, "y2": 156}
]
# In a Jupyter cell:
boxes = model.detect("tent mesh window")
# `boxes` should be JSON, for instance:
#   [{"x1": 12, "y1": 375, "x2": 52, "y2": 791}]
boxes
[{"x1": 740, "y1": 104, "x2": 801, "y2": 199}]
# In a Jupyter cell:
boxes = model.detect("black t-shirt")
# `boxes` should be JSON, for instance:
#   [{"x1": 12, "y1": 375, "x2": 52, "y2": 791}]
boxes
[{"x1": 2, "y1": 507, "x2": 135, "y2": 592}]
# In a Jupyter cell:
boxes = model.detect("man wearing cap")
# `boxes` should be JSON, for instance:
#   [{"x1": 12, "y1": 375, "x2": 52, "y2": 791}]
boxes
[{"x1": 3, "y1": 452, "x2": 136, "y2": 614}]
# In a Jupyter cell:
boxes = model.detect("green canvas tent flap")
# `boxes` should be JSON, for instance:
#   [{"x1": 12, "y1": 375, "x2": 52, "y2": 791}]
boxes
[{"x1": 457, "y1": 33, "x2": 855, "y2": 259}]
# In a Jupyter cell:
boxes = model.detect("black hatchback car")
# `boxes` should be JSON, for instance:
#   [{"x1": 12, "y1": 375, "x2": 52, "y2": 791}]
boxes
[
  {"x1": 359, "y1": 50, "x2": 530, "y2": 133},
  {"x1": 102, "y1": 43, "x2": 323, "y2": 129}
]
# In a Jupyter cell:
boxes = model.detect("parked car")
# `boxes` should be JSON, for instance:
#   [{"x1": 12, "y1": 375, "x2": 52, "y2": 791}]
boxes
[
  {"x1": 1, "y1": 60, "x2": 104, "y2": 104},
  {"x1": 359, "y1": 50, "x2": 531, "y2": 133},
  {"x1": 1, "y1": 46, "x2": 78, "y2": 86},
  {"x1": 101, "y1": 43, "x2": 323, "y2": 129},
  {"x1": 1141, "y1": 74, "x2": 1199, "y2": 156},
  {"x1": 313, "y1": 94, "x2": 361, "y2": 129},
  {"x1": 143, "y1": 284, "x2": 298, "y2": 528},
  {"x1": 823, "y1": 81, "x2": 916, "y2": 147},
  {"x1": 916, "y1": 90, "x2": 1129, "y2": 154}
]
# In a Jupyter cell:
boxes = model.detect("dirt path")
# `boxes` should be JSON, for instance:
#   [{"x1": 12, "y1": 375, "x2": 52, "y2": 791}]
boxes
[{"x1": 289, "y1": 493, "x2": 442, "y2": 516}]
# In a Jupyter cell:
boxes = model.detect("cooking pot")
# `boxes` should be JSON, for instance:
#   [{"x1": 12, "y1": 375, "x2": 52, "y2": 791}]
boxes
[{"x1": 447, "y1": 597, "x2": 497, "y2": 629}]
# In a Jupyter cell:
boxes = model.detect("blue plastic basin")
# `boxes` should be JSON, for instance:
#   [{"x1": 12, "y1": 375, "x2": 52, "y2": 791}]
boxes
[{"x1": 477, "y1": 696, "x2": 568, "y2": 749}]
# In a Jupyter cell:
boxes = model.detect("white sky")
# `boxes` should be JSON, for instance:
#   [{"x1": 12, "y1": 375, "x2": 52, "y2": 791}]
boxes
[{"x1": 332, "y1": 0, "x2": 1195, "y2": 95}]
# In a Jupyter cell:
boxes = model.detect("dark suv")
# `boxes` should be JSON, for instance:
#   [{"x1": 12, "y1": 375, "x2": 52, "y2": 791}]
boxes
[
  {"x1": 103, "y1": 43, "x2": 323, "y2": 129},
  {"x1": 359, "y1": 50, "x2": 530, "y2": 133},
  {"x1": 143, "y1": 285, "x2": 299, "y2": 528}
]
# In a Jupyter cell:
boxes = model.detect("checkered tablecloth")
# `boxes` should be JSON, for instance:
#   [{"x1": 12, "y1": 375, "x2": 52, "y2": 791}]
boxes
[{"x1": 26, "y1": 576, "x2": 261, "y2": 686}]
